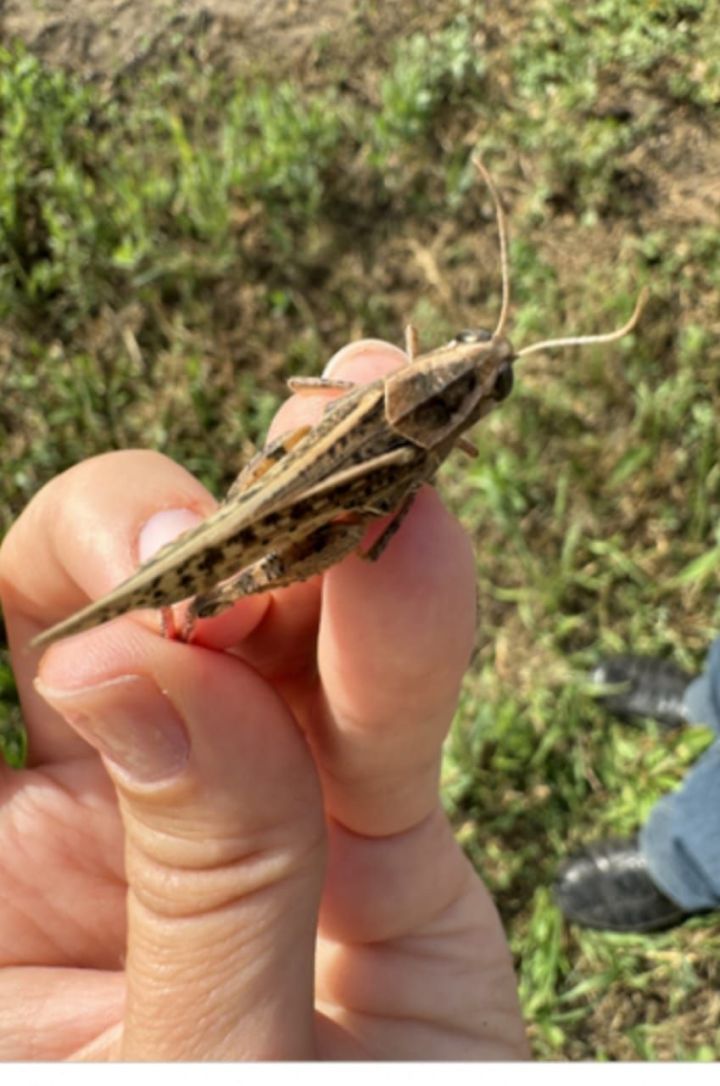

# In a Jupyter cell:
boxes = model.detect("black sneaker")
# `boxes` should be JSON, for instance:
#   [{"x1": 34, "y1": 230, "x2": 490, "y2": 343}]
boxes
[
  {"x1": 553, "y1": 836, "x2": 688, "y2": 932},
  {"x1": 592, "y1": 655, "x2": 696, "y2": 729}
]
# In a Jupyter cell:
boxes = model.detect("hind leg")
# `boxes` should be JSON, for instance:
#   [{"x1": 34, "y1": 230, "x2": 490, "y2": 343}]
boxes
[{"x1": 181, "y1": 521, "x2": 365, "y2": 639}]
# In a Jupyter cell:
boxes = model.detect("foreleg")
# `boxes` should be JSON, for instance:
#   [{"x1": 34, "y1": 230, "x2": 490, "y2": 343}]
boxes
[
  {"x1": 286, "y1": 376, "x2": 355, "y2": 395},
  {"x1": 358, "y1": 493, "x2": 416, "y2": 562}
]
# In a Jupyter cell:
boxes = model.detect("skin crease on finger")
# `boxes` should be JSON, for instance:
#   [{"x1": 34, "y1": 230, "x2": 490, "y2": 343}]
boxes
[{"x1": 0, "y1": 339, "x2": 530, "y2": 1059}]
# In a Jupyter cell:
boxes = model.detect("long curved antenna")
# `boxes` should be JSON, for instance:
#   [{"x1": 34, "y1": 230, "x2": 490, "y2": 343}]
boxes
[
  {"x1": 472, "y1": 156, "x2": 511, "y2": 340},
  {"x1": 517, "y1": 287, "x2": 648, "y2": 358}
]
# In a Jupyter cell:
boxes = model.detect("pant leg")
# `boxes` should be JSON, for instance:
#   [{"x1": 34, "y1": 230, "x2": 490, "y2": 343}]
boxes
[
  {"x1": 640, "y1": 636, "x2": 720, "y2": 911},
  {"x1": 683, "y1": 636, "x2": 720, "y2": 735},
  {"x1": 641, "y1": 739, "x2": 720, "y2": 910}
]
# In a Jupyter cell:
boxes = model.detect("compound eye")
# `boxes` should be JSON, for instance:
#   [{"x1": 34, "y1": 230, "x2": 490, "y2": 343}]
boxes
[
  {"x1": 493, "y1": 362, "x2": 514, "y2": 401},
  {"x1": 452, "y1": 328, "x2": 493, "y2": 345}
]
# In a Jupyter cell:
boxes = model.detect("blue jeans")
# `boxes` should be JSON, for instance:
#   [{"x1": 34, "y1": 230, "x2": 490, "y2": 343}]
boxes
[{"x1": 640, "y1": 637, "x2": 720, "y2": 910}]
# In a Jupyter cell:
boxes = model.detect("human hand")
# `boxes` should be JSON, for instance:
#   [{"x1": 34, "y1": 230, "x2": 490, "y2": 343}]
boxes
[{"x1": 0, "y1": 340, "x2": 528, "y2": 1060}]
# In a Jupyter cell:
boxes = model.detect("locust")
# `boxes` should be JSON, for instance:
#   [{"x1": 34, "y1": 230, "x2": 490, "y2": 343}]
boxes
[{"x1": 30, "y1": 161, "x2": 646, "y2": 650}]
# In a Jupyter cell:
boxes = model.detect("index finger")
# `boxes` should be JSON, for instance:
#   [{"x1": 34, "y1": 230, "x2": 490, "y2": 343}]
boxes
[{"x1": 255, "y1": 343, "x2": 479, "y2": 836}]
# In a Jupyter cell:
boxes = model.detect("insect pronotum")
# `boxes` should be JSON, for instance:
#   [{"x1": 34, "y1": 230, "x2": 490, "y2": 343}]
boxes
[{"x1": 30, "y1": 160, "x2": 646, "y2": 649}]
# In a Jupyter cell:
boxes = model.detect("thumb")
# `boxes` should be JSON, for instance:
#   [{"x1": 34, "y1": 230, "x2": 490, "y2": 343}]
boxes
[{"x1": 36, "y1": 622, "x2": 324, "y2": 1060}]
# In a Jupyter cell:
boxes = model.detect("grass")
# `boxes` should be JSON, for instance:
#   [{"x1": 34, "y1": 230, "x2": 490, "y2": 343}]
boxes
[{"x1": 1, "y1": 0, "x2": 720, "y2": 1058}]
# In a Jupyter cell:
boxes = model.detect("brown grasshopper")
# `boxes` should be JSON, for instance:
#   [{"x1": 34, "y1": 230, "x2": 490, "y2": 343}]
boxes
[{"x1": 30, "y1": 160, "x2": 646, "y2": 649}]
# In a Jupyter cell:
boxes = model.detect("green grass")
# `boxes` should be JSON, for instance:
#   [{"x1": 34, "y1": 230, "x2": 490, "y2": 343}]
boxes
[
  {"x1": 1, "y1": 0, "x2": 720, "y2": 1058},
  {"x1": 0, "y1": 640, "x2": 25, "y2": 769}
]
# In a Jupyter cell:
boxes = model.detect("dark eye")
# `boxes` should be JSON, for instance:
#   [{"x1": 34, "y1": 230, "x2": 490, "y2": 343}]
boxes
[
  {"x1": 452, "y1": 328, "x2": 493, "y2": 345},
  {"x1": 493, "y1": 362, "x2": 514, "y2": 401}
]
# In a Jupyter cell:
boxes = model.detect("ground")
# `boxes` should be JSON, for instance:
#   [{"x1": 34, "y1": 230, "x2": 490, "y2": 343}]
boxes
[
  {"x1": 1, "y1": 0, "x2": 385, "y2": 81},
  {"x1": 6, "y1": 0, "x2": 718, "y2": 227}
]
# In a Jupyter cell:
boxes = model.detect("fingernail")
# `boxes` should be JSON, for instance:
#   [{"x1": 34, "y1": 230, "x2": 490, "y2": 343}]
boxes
[
  {"x1": 323, "y1": 339, "x2": 406, "y2": 378},
  {"x1": 35, "y1": 674, "x2": 190, "y2": 783},
  {"x1": 139, "y1": 508, "x2": 203, "y2": 563}
]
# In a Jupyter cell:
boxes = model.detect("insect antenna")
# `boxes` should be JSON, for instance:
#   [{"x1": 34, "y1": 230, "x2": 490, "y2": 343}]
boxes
[
  {"x1": 517, "y1": 287, "x2": 648, "y2": 359},
  {"x1": 472, "y1": 156, "x2": 511, "y2": 340}
]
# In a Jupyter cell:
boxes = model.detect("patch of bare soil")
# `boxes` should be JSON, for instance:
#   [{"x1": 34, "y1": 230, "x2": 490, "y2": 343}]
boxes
[{"x1": 0, "y1": 0, "x2": 356, "y2": 82}]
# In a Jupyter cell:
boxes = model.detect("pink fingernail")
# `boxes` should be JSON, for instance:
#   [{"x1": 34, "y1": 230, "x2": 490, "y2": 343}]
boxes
[
  {"x1": 35, "y1": 674, "x2": 190, "y2": 784},
  {"x1": 139, "y1": 508, "x2": 203, "y2": 562},
  {"x1": 323, "y1": 339, "x2": 406, "y2": 378}
]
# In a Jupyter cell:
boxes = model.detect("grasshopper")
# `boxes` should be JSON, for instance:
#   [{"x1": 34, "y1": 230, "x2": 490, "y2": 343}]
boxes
[{"x1": 30, "y1": 161, "x2": 646, "y2": 649}]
